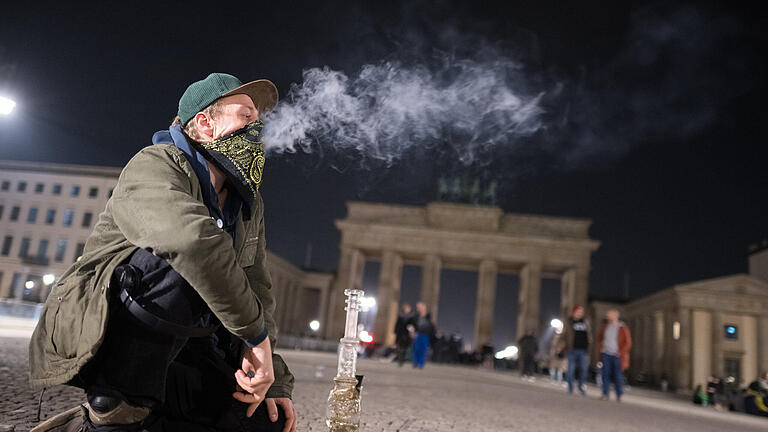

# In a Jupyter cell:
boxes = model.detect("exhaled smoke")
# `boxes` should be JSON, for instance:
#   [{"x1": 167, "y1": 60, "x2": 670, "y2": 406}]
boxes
[{"x1": 262, "y1": 57, "x2": 545, "y2": 166}]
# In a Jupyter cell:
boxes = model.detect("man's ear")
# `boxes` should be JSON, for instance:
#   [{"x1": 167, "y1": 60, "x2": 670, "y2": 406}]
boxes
[{"x1": 193, "y1": 111, "x2": 214, "y2": 140}]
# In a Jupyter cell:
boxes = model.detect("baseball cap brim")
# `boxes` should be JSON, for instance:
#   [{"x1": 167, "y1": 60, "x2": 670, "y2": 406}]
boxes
[{"x1": 222, "y1": 79, "x2": 279, "y2": 114}]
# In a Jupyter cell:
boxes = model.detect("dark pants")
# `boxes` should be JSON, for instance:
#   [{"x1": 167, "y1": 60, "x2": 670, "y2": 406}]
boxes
[
  {"x1": 601, "y1": 353, "x2": 624, "y2": 397},
  {"x1": 520, "y1": 353, "x2": 536, "y2": 377},
  {"x1": 78, "y1": 249, "x2": 286, "y2": 431},
  {"x1": 566, "y1": 349, "x2": 589, "y2": 394},
  {"x1": 394, "y1": 335, "x2": 411, "y2": 366}
]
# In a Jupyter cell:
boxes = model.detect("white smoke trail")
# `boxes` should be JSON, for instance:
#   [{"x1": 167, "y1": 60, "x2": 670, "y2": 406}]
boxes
[{"x1": 262, "y1": 57, "x2": 546, "y2": 166}]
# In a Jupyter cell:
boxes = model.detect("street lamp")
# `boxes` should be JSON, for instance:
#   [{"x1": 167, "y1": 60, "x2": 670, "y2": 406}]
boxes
[
  {"x1": 43, "y1": 274, "x2": 56, "y2": 286},
  {"x1": 309, "y1": 320, "x2": 321, "y2": 332},
  {"x1": 0, "y1": 96, "x2": 16, "y2": 115},
  {"x1": 25, "y1": 280, "x2": 35, "y2": 289}
]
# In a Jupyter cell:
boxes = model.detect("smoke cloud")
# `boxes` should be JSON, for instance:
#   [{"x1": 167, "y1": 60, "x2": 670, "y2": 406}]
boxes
[{"x1": 262, "y1": 55, "x2": 545, "y2": 166}]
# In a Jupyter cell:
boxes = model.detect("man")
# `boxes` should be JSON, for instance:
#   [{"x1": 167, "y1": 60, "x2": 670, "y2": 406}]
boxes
[
  {"x1": 597, "y1": 309, "x2": 632, "y2": 402},
  {"x1": 412, "y1": 302, "x2": 435, "y2": 369},
  {"x1": 561, "y1": 305, "x2": 592, "y2": 395},
  {"x1": 517, "y1": 329, "x2": 537, "y2": 380},
  {"x1": 393, "y1": 303, "x2": 415, "y2": 366},
  {"x1": 29, "y1": 73, "x2": 297, "y2": 431}
]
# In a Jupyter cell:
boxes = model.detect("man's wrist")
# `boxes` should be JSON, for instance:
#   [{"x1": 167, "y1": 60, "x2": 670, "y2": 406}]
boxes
[{"x1": 244, "y1": 328, "x2": 269, "y2": 348}]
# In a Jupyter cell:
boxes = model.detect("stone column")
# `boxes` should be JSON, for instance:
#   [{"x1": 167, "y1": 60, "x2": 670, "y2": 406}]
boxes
[
  {"x1": 676, "y1": 307, "x2": 692, "y2": 390},
  {"x1": 289, "y1": 283, "x2": 305, "y2": 335},
  {"x1": 760, "y1": 315, "x2": 768, "y2": 376},
  {"x1": 420, "y1": 254, "x2": 442, "y2": 324},
  {"x1": 374, "y1": 251, "x2": 403, "y2": 346},
  {"x1": 473, "y1": 260, "x2": 498, "y2": 349},
  {"x1": 517, "y1": 261, "x2": 541, "y2": 340},
  {"x1": 326, "y1": 247, "x2": 365, "y2": 340},
  {"x1": 317, "y1": 284, "x2": 330, "y2": 336},
  {"x1": 560, "y1": 269, "x2": 575, "y2": 319},
  {"x1": 711, "y1": 311, "x2": 723, "y2": 377}
]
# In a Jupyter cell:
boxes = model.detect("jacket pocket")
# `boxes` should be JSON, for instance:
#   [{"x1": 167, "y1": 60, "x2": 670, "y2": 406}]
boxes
[
  {"x1": 49, "y1": 277, "x2": 89, "y2": 359},
  {"x1": 238, "y1": 236, "x2": 259, "y2": 268}
]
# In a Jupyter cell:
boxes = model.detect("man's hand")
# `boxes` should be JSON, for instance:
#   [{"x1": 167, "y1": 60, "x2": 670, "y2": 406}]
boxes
[
  {"x1": 266, "y1": 397, "x2": 297, "y2": 432},
  {"x1": 232, "y1": 337, "x2": 274, "y2": 416}
]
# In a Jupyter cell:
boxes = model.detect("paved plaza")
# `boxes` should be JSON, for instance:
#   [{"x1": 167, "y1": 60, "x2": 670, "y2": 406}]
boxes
[{"x1": 1, "y1": 335, "x2": 766, "y2": 431}]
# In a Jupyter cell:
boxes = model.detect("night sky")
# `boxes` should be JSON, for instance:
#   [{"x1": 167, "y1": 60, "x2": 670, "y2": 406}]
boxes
[{"x1": 1, "y1": 1, "x2": 766, "y2": 349}]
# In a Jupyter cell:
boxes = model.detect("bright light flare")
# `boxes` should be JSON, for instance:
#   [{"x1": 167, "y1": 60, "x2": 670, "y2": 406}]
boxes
[
  {"x1": 309, "y1": 320, "x2": 321, "y2": 331},
  {"x1": 360, "y1": 296, "x2": 377, "y2": 311},
  {"x1": 25, "y1": 280, "x2": 35, "y2": 289},
  {"x1": 550, "y1": 318, "x2": 564, "y2": 332},
  {"x1": 0, "y1": 96, "x2": 16, "y2": 115},
  {"x1": 43, "y1": 274, "x2": 56, "y2": 285},
  {"x1": 359, "y1": 330, "x2": 374, "y2": 343},
  {"x1": 495, "y1": 345, "x2": 519, "y2": 359}
]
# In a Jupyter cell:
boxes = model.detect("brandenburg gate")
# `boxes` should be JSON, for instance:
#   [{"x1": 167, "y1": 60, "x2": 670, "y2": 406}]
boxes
[{"x1": 325, "y1": 202, "x2": 600, "y2": 348}]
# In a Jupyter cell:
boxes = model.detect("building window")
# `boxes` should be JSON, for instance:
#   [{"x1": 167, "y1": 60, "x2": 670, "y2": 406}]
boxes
[
  {"x1": 1, "y1": 180, "x2": 9, "y2": 191},
  {"x1": 45, "y1": 209, "x2": 56, "y2": 225},
  {"x1": 38, "y1": 239, "x2": 49, "y2": 258},
  {"x1": 19, "y1": 237, "x2": 30, "y2": 257},
  {"x1": 71, "y1": 185, "x2": 81, "y2": 197},
  {"x1": 74, "y1": 242, "x2": 85, "y2": 262},
  {"x1": 0, "y1": 205, "x2": 4, "y2": 220},
  {"x1": 17, "y1": 181, "x2": 27, "y2": 192},
  {"x1": 34, "y1": 183, "x2": 44, "y2": 193},
  {"x1": 52, "y1": 184, "x2": 62, "y2": 195},
  {"x1": 1, "y1": 236, "x2": 12, "y2": 256},
  {"x1": 10, "y1": 206, "x2": 20, "y2": 221},
  {"x1": 55, "y1": 240, "x2": 67, "y2": 262},
  {"x1": 88, "y1": 187, "x2": 99, "y2": 198},
  {"x1": 82, "y1": 212, "x2": 93, "y2": 228},
  {"x1": 63, "y1": 209, "x2": 74, "y2": 227},
  {"x1": 27, "y1": 207, "x2": 38, "y2": 223}
]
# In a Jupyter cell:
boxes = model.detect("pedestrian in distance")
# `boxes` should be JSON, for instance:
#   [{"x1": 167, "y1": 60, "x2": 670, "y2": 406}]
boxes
[
  {"x1": 548, "y1": 329, "x2": 566, "y2": 385},
  {"x1": 393, "y1": 303, "x2": 415, "y2": 366},
  {"x1": 517, "y1": 329, "x2": 538, "y2": 380},
  {"x1": 29, "y1": 73, "x2": 297, "y2": 432},
  {"x1": 412, "y1": 302, "x2": 435, "y2": 369},
  {"x1": 597, "y1": 309, "x2": 632, "y2": 402},
  {"x1": 561, "y1": 305, "x2": 592, "y2": 396}
]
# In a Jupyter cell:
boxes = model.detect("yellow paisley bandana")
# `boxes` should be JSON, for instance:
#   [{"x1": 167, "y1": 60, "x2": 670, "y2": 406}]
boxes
[{"x1": 196, "y1": 120, "x2": 265, "y2": 212}]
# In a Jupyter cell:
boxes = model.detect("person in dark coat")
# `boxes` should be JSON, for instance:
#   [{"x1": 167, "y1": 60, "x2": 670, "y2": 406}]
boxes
[
  {"x1": 518, "y1": 329, "x2": 538, "y2": 379},
  {"x1": 393, "y1": 304, "x2": 415, "y2": 366}
]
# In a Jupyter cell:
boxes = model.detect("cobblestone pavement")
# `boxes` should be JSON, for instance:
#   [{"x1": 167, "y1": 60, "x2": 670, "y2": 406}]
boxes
[{"x1": 2, "y1": 336, "x2": 767, "y2": 431}]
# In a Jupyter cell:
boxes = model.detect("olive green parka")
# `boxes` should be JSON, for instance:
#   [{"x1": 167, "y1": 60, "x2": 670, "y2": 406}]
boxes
[{"x1": 28, "y1": 143, "x2": 293, "y2": 398}]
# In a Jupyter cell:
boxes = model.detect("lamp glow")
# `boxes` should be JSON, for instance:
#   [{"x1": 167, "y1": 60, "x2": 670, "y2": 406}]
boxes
[
  {"x1": 43, "y1": 274, "x2": 56, "y2": 285},
  {"x1": 309, "y1": 320, "x2": 321, "y2": 331},
  {"x1": 360, "y1": 296, "x2": 376, "y2": 312},
  {"x1": 25, "y1": 280, "x2": 35, "y2": 289},
  {"x1": 495, "y1": 345, "x2": 519, "y2": 359},
  {"x1": 359, "y1": 330, "x2": 373, "y2": 343},
  {"x1": 550, "y1": 318, "x2": 564, "y2": 332},
  {"x1": 0, "y1": 96, "x2": 16, "y2": 115}
]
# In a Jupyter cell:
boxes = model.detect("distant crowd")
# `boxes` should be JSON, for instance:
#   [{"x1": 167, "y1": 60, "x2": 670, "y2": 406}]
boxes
[{"x1": 379, "y1": 303, "x2": 768, "y2": 419}]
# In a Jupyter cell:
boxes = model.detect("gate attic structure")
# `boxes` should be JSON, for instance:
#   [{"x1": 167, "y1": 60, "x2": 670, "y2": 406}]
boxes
[{"x1": 325, "y1": 202, "x2": 601, "y2": 348}]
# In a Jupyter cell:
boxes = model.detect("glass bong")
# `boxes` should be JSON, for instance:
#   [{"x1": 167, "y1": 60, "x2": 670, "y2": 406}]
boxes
[{"x1": 326, "y1": 289, "x2": 365, "y2": 431}]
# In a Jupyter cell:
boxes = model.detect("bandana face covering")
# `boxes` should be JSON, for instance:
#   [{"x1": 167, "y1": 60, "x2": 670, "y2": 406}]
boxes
[{"x1": 195, "y1": 120, "x2": 265, "y2": 212}]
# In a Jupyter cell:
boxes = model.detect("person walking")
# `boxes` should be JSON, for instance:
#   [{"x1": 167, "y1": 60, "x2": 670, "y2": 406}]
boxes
[
  {"x1": 412, "y1": 302, "x2": 435, "y2": 369},
  {"x1": 561, "y1": 305, "x2": 592, "y2": 395},
  {"x1": 548, "y1": 330, "x2": 566, "y2": 385},
  {"x1": 393, "y1": 303, "x2": 415, "y2": 366},
  {"x1": 597, "y1": 309, "x2": 632, "y2": 402}
]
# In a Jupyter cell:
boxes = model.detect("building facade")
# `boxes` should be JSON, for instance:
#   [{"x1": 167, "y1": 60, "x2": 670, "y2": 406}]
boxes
[
  {"x1": 0, "y1": 160, "x2": 120, "y2": 302},
  {"x1": 591, "y1": 246, "x2": 768, "y2": 393}
]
